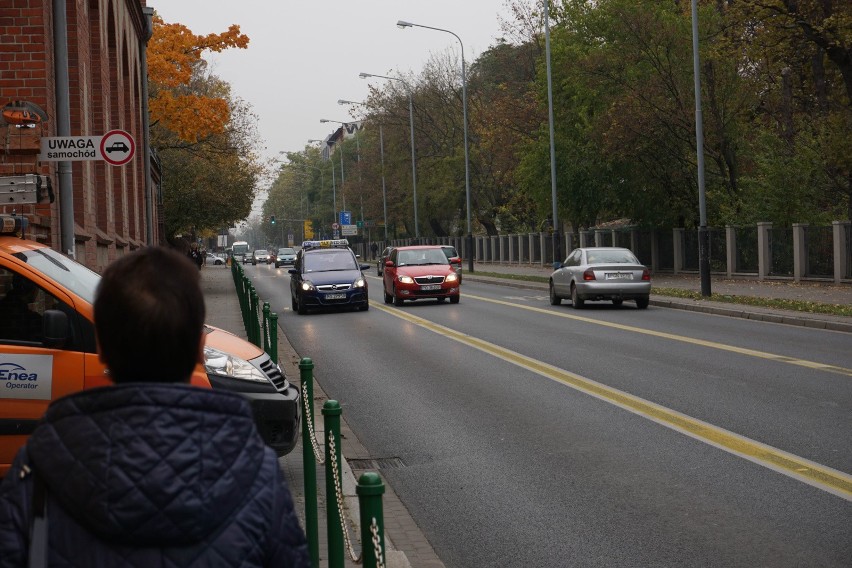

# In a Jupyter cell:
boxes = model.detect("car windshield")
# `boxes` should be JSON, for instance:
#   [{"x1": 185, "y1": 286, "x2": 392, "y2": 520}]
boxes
[
  {"x1": 279, "y1": 248, "x2": 295, "y2": 255},
  {"x1": 397, "y1": 249, "x2": 450, "y2": 266},
  {"x1": 441, "y1": 247, "x2": 458, "y2": 259},
  {"x1": 586, "y1": 250, "x2": 640, "y2": 265},
  {"x1": 256, "y1": 250, "x2": 267, "y2": 255},
  {"x1": 303, "y1": 250, "x2": 358, "y2": 272},
  {"x1": 12, "y1": 247, "x2": 101, "y2": 304}
]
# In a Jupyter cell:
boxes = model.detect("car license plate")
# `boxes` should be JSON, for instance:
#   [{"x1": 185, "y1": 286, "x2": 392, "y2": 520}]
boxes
[
  {"x1": 605, "y1": 272, "x2": 633, "y2": 280},
  {"x1": 325, "y1": 293, "x2": 347, "y2": 300},
  {"x1": 420, "y1": 284, "x2": 441, "y2": 291}
]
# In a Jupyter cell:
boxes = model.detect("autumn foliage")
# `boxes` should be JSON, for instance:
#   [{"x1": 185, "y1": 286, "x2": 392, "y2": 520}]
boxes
[{"x1": 148, "y1": 16, "x2": 249, "y2": 143}]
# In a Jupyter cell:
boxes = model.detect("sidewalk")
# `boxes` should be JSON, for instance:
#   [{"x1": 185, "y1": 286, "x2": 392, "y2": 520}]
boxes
[
  {"x1": 199, "y1": 262, "x2": 851, "y2": 568},
  {"x1": 199, "y1": 265, "x2": 441, "y2": 568}
]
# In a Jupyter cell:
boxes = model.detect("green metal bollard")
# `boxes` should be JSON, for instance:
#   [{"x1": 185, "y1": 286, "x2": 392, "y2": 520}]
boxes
[
  {"x1": 249, "y1": 287, "x2": 260, "y2": 346},
  {"x1": 299, "y1": 358, "x2": 319, "y2": 568},
  {"x1": 268, "y1": 312, "x2": 278, "y2": 363},
  {"x1": 323, "y1": 400, "x2": 344, "y2": 568},
  {"x1": 262, "y1": 302, "x2": 270, "y2": 354},
  {"x1": 357, "y1": 472, "x2": 386, "y2": 568}
]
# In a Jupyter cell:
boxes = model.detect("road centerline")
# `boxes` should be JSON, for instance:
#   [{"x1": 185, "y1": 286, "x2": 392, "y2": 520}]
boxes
[{"x1": 370, "y1": 301, "x2": 852, "y2": 500}]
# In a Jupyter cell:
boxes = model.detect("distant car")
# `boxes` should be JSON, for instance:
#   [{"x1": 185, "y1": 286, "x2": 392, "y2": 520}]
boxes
[
  {"x1": 549, "y1": 247, "x2": 651, "y2": 309},
  {"x1": 376, "y1": 246, "x2": 393, "y2": 276},
  {"x1": 440, "y1": 245, "x2": 463, "y2": 283},
  {"x1": 251, "y1": 249, "x2": 270, "y2": 265},
  {"x1": 205, "y1": 252, "x2": 224, "y2": 265},
  {"x1": 383, "y1": 245, "x2": 460, "y2": 306},
  {"x1": 289, "y1": 239, "x2": 370, "y2": 314},
  {"x1": 275, "y1": 247, "x2": 297, "y2": 268},
  {"x1": 105, "y1": 141, "x2": 129, "y2": 153}
]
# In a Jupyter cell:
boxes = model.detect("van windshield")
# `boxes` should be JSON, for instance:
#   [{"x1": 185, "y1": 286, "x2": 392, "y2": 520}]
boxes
[{"x1": 14, "y1": 247, "x2": 101, "y2": 304}]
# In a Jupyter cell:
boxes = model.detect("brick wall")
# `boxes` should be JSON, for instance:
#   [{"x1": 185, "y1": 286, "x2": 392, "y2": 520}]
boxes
[{"x1": 0, "y1": 0, "x2": 155, "y2": 272}]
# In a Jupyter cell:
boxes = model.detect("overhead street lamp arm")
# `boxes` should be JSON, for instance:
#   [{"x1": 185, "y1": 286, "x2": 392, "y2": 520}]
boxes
[{"x1": 397, "y1": 18, "x2": 472, "y2": 268}]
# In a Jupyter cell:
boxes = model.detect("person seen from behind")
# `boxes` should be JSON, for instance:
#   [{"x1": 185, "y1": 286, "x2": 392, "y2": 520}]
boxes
[{"x1": 0, "y1": 247, "x2": 309, "y2": 567}]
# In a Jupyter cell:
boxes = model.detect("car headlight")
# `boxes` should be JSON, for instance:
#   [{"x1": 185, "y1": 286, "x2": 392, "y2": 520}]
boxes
[
  {"x1": 398, "y1": 275, "x2": 415, "y2": 284},
  {"x1": 203, "y1": 346, "x2": 269, "y2": 383},
  {"x1": 354, "y1": 277, "x2": 366, "y2": 288},
  {"x1": 446, "y1": 273, "x2": 459, "y2": 283},
  {"x1": 301, "y1": 281, "x2": 315, "y2": 292}
]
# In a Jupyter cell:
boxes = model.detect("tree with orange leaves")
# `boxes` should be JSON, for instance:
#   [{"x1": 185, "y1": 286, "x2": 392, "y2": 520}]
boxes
[
  {"x1": 148, "y1": 15, "x2": 249, "y2": 143},
  {"x1": 148, "y1": 15, "x2": 262, "y2": 242}
]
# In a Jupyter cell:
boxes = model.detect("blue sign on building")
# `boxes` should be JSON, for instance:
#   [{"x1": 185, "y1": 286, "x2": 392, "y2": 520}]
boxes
[{"x1": 339, "y1": 211, "x2": 352, "y2": 225}]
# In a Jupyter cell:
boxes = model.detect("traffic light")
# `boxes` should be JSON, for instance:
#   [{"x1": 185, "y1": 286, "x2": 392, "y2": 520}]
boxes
[{"x1": 270, "y1": 215, "x2": 276, "y2": 225}]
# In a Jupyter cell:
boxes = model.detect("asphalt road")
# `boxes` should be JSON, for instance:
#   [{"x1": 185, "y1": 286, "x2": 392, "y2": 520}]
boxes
[{"x1": 245, "y1": 263, "x2": 852, "y2": 568}]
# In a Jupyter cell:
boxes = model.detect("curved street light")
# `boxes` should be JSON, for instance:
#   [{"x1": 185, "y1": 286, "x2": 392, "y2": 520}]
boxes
[
  {"x1": 397, "y1": 19, "x2": 472, "y2": 271},
  {"x1": 359, "y1": 72, "x2": 419, "y2": 239}
]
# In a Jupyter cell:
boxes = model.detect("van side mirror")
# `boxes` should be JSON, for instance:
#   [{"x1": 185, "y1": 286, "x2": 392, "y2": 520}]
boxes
[{"x1": 42, "y1": 309, "x2": 68, "y2": 348}]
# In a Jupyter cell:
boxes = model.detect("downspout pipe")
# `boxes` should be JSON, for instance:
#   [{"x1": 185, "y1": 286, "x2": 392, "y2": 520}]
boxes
[
  {"x1": 141, "y1": 7, "x2": 154, "y2": 244},
  {"x1": 52, "y1": 0, "x2": 74, "y2": 257}
]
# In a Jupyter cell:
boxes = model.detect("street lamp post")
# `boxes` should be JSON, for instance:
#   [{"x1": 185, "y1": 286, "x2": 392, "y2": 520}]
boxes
[
  {"x1": 286, "y1": 159, "x2": 327, "y2": 234},
  {"x1": 307, "y1": 139, "x2": 336, "y2": 228},
  {"x1": 690, "y1": 0, "x2": 711, "y2": 297},
  {"x1": 544, "y1": 0, "x2": 560, "y2": 265},
  {"x1": 359, "y1": 72, "x2": 419, "y2": 239},
  {"x1": 397, "y1": 19, "x2": 473, "y2": 272},
  {"x1": 339, "y1": 100, "x2": 389, "y2": 242}
]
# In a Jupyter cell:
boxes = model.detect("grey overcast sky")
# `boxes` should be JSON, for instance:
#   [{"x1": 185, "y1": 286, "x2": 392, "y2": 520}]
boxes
[{"x1": 154, "y1": 0, "x2": 514, "y2": 165}]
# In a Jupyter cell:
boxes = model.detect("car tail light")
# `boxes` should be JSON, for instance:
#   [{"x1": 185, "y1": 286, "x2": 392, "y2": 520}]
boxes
[
  {"x1": 642, "y1": 269, "x2": 651, "y2": 281},
  {"x1": 583, "y1": 269, "x2": 596, "y2": 281}
]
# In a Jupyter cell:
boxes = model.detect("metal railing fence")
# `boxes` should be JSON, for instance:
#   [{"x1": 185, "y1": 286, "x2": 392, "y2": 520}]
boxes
[{"x1": 233, "y1": 263, "x2": 387, "y2": 568}]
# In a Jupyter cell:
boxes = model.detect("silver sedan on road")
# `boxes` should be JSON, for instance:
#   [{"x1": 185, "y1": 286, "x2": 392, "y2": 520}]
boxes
[{"x1": 549, "y1": 247, "x2": 651, "y2": 309}]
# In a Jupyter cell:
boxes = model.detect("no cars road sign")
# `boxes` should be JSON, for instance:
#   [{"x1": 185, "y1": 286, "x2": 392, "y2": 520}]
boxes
[
  {"x1": 39, "y1": 129, "x2": 135, "y2": 166},
  {"x1": 100, "y1": 130, "x2": 135, "y2": 166}
]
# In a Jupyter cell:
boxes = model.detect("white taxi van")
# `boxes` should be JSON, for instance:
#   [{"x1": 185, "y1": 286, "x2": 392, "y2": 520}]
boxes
[{"x1": 0, "y1": 216, "x2": 300, "y2": 477}]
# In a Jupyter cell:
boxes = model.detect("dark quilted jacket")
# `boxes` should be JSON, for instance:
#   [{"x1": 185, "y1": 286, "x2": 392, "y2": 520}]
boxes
[{"x1": 0, "y1": 383, "x2": 309, "y2": 567}]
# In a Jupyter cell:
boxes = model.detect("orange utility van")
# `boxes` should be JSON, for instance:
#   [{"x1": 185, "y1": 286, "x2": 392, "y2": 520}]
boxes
[{"x1": 0, "y1": 216, "x2": 300, "y2": 477}]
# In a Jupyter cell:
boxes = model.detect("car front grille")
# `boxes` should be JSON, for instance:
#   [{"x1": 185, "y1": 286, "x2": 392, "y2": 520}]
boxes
[
  {"x1": 413, "y1": 275, "x2": 446, "y2": 285},
  {"x1": 316, "y1": 283, "x2": 352, "y2": 291},
  {"x1": 257, "y1": 353, "x2": 287, "y2": 392}
]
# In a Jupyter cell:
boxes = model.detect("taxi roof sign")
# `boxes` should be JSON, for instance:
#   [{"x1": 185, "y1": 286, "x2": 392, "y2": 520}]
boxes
[{"x1": 302, "y1": 239, "x2": 349, "y2": 250}]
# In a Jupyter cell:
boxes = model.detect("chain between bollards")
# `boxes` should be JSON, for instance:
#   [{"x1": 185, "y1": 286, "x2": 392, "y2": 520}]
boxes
[{"x1": 299, "y1": 358, "x2": 320, "y2": 568}]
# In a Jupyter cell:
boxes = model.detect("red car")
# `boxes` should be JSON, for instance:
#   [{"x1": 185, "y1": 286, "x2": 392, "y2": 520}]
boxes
[{"x1": 383, "y1": 245, "x2": 461, "y2": 306}]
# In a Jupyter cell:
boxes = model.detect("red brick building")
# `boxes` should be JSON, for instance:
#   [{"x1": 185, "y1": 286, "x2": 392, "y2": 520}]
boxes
[{"x1": 0, "y1": 0, "x2": 160, "y2": 272}]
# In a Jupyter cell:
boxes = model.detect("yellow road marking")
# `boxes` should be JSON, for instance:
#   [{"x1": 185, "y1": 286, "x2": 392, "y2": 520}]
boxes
[
  {"x1": 463, "y1": 294, "x2": 852, "y2": 378},
  {"x1": 371, "y1": 301, "x2": 852, "y2": 500}
]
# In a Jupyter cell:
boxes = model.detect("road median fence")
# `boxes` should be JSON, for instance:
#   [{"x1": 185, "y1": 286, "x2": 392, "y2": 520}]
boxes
[{"x1": 231, "y1": 261, "x2": 387, "y2": 568}]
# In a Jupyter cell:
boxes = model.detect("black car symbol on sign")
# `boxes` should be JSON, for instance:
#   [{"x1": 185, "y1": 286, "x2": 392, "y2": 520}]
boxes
[{"x1": 105, "y1": 141, "x2": 129, "y2": 154}]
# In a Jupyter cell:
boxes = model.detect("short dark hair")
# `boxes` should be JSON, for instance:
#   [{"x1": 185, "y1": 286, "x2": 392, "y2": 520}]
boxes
[{"x1": 94, "y1": 247, "x2": 206, "y2": 383}]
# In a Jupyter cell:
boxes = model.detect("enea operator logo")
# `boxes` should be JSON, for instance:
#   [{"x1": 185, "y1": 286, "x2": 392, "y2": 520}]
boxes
[{"x1": 0, "y1": 356, "x2": 53, "y2": 400}]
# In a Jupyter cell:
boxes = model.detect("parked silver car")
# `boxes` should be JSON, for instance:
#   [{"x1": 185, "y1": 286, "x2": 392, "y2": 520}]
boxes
[{"x1": 549, "y1": 247, "x2": 651, "y2": 309}]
